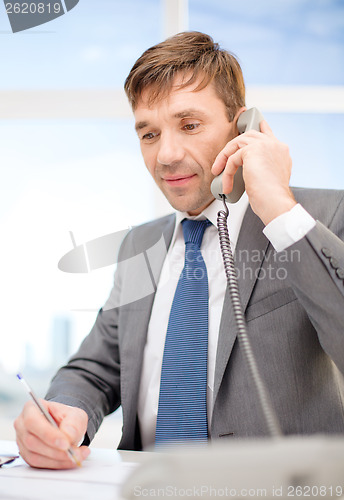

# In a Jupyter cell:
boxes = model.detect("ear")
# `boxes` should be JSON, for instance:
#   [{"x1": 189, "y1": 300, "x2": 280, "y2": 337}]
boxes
[{"x1": 232, "y1": 106, "x2": 247, "y2": 135}]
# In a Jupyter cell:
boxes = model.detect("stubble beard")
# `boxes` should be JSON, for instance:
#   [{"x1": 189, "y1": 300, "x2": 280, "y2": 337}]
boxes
[{"x1": 162, "y1": 185, "x2": 214, "y2": 214}]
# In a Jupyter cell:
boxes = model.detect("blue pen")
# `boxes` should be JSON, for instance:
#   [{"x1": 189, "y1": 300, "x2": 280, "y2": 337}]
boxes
[{"x1": 17, "y1": 373, "x2": 81, "y2": 467}]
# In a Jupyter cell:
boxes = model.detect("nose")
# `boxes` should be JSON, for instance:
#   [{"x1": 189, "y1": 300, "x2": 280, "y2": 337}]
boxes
[{"x1": 157, "y1": 132, "x2": 185, "y2": 166}]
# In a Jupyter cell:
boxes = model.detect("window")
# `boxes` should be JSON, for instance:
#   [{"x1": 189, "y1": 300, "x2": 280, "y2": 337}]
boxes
[{"x1": 1, "y1": 0, "x2": 343, "y2": 444}]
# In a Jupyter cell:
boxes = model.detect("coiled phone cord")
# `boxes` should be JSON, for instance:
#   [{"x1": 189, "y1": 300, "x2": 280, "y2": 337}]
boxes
[{"x1": 217, "y1": 195, "x2": 282, "y2": 438}]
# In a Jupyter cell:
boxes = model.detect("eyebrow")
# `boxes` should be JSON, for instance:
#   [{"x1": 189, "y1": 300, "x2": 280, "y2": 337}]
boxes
[
  {"x1": 135, "y1": 121, "x2": 149, "y2": 132},
  {"x1": 173, "y1": 108, "x2": 207, "y2": 119},
  {"x1": 135, "y1": 108, "x2": 207, "y2": 132}
]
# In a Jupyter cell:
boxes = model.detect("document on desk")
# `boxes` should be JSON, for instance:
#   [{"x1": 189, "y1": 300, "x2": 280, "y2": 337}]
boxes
[{"x1": 0, "y1": 448, "x2": 138, "y2": 500}]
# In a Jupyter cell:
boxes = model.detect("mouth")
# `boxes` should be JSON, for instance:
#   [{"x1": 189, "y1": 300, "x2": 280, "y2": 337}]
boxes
[{"x1": 163, "y1": 174, "x2": 196, "y2": 187}]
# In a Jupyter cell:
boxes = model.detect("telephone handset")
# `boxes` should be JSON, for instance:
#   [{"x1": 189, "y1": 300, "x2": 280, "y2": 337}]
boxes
[
  {"x1": 211, "y1": 107, "x2": 264, "y2": 203},
  {"x1": 212, "y1": 105, "x2": 282, "y2": 439}
]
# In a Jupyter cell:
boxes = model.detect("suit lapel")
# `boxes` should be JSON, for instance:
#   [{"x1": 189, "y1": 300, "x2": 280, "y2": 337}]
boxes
[
  {"x1": 120, "y1": 214, "x2": 176, "y2": 439},
  {"x1": 213, "y1": 205, "x2": 270, "y2": 403}
]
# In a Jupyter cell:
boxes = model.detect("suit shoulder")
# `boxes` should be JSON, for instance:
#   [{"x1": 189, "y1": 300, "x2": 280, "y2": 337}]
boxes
[
  {"x1": 120, "y1": 213, "x2": 175, "y2": 256},
  {"x1": 291, "y1": 187, "x2": 344, "y2": 225},
  {"x1": 130, "y1": 213, "x2": 176, "y2": 239}
]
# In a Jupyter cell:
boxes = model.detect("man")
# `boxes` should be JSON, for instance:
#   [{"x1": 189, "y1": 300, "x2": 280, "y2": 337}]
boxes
[{"x1": 14, "y1": 31, "x2": 344, "y2": 469}]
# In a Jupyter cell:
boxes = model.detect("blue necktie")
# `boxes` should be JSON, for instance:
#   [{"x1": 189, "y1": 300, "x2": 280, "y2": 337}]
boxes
[{"x1": 155, "y1": 219, "x2": 211, "y2": 445}]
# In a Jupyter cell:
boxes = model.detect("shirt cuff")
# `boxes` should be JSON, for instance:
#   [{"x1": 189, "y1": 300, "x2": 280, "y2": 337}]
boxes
[{"x1": 263, "y1": 203, "x2": 316, "y2": 252}]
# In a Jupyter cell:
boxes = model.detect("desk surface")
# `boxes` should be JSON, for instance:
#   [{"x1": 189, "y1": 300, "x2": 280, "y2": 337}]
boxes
[
  {"x1": 0, "y1": 440, "x2": 145, "y2": 500},
  {"x1": 2, "y1": 437, "x2": 344, "y2": 500}
]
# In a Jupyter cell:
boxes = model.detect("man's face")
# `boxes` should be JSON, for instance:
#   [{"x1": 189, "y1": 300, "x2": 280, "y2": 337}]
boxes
[{"x1": 134, "y1": 77, "x2": 239, "y2": 215}]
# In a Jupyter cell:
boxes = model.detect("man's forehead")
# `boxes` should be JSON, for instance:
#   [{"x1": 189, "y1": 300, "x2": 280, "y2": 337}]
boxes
[
  {"x1": 136, "y1": 72, "x2": 215, "y2": 108},
  {"x1": 135, "y1": 77, "x2": 217, "y2": 113}
]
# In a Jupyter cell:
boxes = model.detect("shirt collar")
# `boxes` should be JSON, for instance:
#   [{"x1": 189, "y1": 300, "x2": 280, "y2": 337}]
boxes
[{"x1": 171, "y1": 192, "x2": 249, "y2": 248}]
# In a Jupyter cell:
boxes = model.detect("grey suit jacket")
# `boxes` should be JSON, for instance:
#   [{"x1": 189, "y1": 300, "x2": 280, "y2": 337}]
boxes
[{"x1": 47, "y1": 188, "x2": 344, "y2": 450}]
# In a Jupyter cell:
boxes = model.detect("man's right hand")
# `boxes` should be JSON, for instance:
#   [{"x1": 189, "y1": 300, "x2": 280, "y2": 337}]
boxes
[{"x1": 14, "y1": 400, "x2": 90, "y2": 469}]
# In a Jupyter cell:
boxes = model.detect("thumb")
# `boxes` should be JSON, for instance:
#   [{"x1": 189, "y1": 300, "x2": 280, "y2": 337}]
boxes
[
  {"x1": 48, "y1": 402, "x2": 88, "y2": 446},
  {"x1": 60, "y1": 408, "x2": 88, "y2": 445},
  {"x1": 60, "y1": 422, "x2": 79, "y2": 445},
  {"x1": 260, "y1": 119, "x2": 274, "y2": 136}
]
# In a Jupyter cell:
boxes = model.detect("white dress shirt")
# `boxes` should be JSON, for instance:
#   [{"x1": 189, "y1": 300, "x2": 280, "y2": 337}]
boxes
[{"x1": 137, "y1": 196, "x2": 315, "y2": 448}]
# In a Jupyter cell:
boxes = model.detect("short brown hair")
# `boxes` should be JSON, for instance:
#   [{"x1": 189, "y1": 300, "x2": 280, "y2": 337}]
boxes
[{"x1": 124, "y1": 31, "x2": 245, "y2": 121}]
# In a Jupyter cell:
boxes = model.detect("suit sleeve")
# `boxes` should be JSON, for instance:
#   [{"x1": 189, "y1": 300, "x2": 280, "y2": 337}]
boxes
[
  {"x1": 45, "y1": 233, "x2": 129, "y2": 443},
  {"x1": 283, "y1": 195, "x2": 344, "y2": 373},
  {"x1": 45, "y1": 307, "x2": 121, "y2": 444}
]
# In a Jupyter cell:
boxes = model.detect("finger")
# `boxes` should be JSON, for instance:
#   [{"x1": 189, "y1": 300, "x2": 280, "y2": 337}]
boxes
[
  {"x1": 259, "y1": 119, "x2": 274, "y2": 136},
  {"x1": 52, "y1": 405, "x2": 88, "y2": 446},
  {"x1": 19, "y1": 444, "x2": 86, "y2": 470},
  {"x1": 14, "y1": 404, "x2": 63, "y2": 452},
  {"x1": 26, "y1": 452, "x2": 77, "y2": 470},
  {"x1": 212, "y1": 131, "x2": 261, "y2": 176},
  {"x1": 221, "y1": 149, "x2": 243, "y2": 194},
  {"x1": 17, "y1": 434, "x2": 90, "y2": 470},
  {"x1": 15, "y1": 412, "x2": 71, "y2": 462},
  {"x1": 212, "y1": 141, "x2": 241, "y2": 176},
  {"x1": 16, "y1": 432, "x2": 72, "y2": 462},
  {"x1": 19, "y1": 402, "x2": 71, "y2": 450}
]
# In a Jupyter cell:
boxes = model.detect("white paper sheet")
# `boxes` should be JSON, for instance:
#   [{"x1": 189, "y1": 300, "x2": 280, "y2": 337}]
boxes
[{"x1": 0, "y1": 442, "x2": 139, "y2": 500}]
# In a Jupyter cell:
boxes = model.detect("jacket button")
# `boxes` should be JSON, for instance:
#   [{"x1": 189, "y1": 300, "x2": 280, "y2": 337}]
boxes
[
  {"x1": 330, "y1": 257, "x2": 339, "y2": 269},
  {"x1": 321, "y1": 247, "x2": 332, "y2": 258},
  {"x1": 336, "y1": 268, "x2": 344, "y2": 280}
]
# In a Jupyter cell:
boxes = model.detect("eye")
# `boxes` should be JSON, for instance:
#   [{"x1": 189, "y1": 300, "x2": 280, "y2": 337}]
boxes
[
  {"x1": 141, "y1": 131, "x2": 159, "y2": 142},
  {"x1": 182, "y1": 123, "x2": 200, "y2": 132}
]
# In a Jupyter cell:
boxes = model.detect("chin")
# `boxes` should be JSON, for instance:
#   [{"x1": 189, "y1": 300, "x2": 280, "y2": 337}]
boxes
[{"x1": 167, "y1": 195, "x2": 213, "y2": 215}]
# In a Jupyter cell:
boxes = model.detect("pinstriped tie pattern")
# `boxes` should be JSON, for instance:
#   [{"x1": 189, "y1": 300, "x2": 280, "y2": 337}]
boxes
[{"x1": 155, "y1": 219, "x2": 211, "y2": 445}]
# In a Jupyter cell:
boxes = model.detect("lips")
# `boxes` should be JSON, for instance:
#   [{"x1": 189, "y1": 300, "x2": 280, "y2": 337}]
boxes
[{"x1": 163, "y1": 174, "x2": 196, "y2": 186}]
